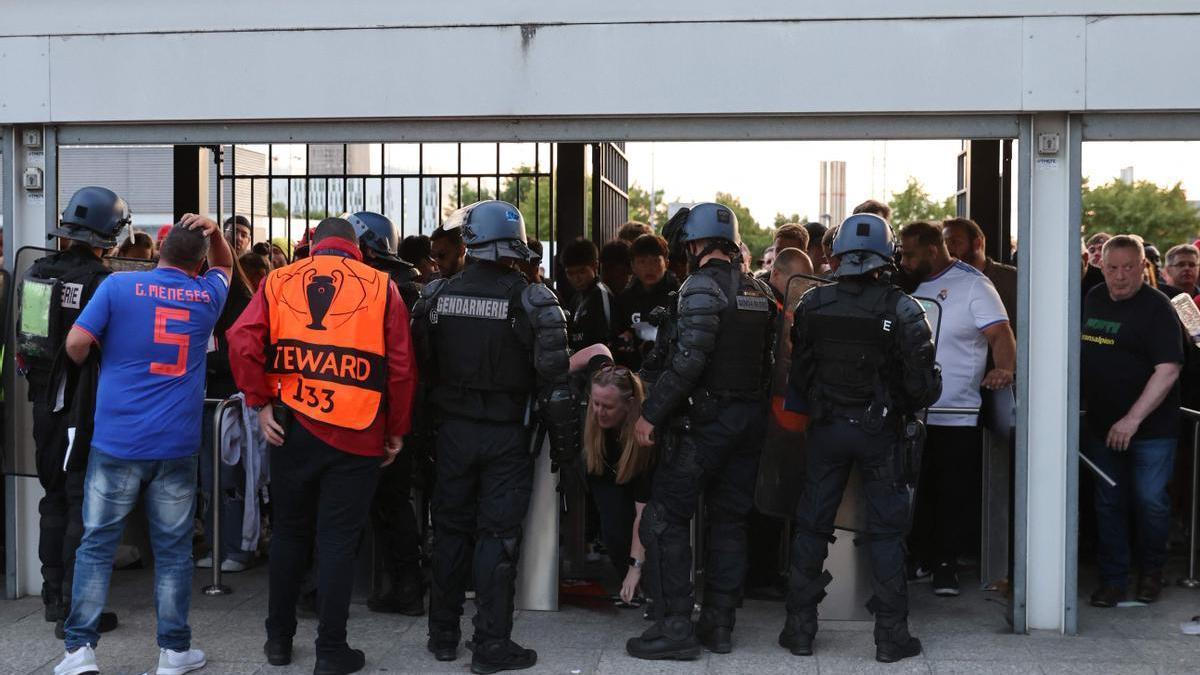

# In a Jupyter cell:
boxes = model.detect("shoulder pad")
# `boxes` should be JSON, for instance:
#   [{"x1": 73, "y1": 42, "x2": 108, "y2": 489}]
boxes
[
  {"x1": 748, "y1": 275, "x2": 775, "y2": 298},
  {"x1": 419, "y1": 277, "x2": 448, "y2": 301},
  {"x1": 894, "y1": 293, "x2": 928, "y2": 323},
  {"x1": 521, "y1": 282, "x2": 560, "y2": 309},
  {"x1": 678, "y1": 273, "x2": 726, "y2": 315}
]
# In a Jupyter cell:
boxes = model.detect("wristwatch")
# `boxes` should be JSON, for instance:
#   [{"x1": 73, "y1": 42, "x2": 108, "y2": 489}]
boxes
[{"x1": 628, "y1": 557, "x2": 644, "y2": 569}]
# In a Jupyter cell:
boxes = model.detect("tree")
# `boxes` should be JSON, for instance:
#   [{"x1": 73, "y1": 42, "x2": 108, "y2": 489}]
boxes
[
  {"x1": 774, "y1": 212, "x2": 806, "y2": 227},
  {"x1": 449, "y1": 166, "x2": 554, "y2": 242},
  {"x1": 628, "y1": 182, "x2": 667, "y2": 229},
  {"x1": 714, "y1": 191, "x2": 774, "y2": 260},
  {"x1": 1082, "y1": 178, "x2": 1200, "y2": 248},
  {"x1": 888, "y1": 177, "x2": 956, "y2": 225}
]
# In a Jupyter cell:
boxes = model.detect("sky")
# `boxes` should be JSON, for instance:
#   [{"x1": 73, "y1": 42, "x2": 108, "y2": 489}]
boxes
[{"x1": 625, "y1": 140, "x2": 1200, "y2": 228}]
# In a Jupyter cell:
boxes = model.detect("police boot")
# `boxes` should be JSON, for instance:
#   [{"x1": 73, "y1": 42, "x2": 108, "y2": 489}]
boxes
[
  {"x1": 695, "y1": 592, "x2": 738, "y2": 654},
  {"x1": 626, "y1": 607, "x2": 701, "y2": 661},
  {"x1": 778, "y1": 610, "x2": 818, "y2": 656},
  {"x1": 874, "y1": 620, "x2": 922, "y2": 663},
  {"x1": 426, "y1": 625, "x2": 461, "y2": 662},
  {"x1": 368, "y1": 566, "x2": 426, "y2": 616},
  {"x1": 42, "y1": 589, "x2": 63, "y2": 623},
  {"x1": 469, "y1": 638, "x2": 537, "y2": 674}
]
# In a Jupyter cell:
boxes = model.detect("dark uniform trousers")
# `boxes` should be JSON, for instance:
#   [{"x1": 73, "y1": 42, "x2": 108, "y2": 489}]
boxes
[
  {"x1": 428, "y1": 418, "x2": 532, "y2": 643},
  {"x1": 641, "y1": 400, "x2": 766, "y2": 627},
  {"x1": 370, "y1": 449, "x2": 422, "y2": 583},
  {"x1": 32, "y1": 383, "x2": 86, "y2": 609},
  {"x1": 788, "y1": 419, "x2": 910, "y2": 623}
]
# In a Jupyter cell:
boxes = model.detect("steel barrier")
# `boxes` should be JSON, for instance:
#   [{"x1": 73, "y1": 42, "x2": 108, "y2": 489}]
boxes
[
  {"x1": 202, "y1": 396, "x2": 240, "y2": 597},
  {"x1": 1179, "y1": 407, "x2": 1200, "y2": 589}
]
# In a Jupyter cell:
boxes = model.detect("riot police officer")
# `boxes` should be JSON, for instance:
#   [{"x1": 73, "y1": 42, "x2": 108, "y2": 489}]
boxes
[
  {"x1": 625, "y1": 203, "x2": 777, "y2": 660},
  {"x1": 346, "y1": 211, "x2": 427, "y2": 617},
  {"x1": 348, "y1": 211, "x2": 422, "y2": 309},
  {"x1": 412, "y1": 201, "x2": 577, "y2": 673},
  {"x1": 17, "y1": 186, "x2": 129, "y2": 638},
  {"x1": 778, "y1": 213, "x2": 941, "y2": 663}
]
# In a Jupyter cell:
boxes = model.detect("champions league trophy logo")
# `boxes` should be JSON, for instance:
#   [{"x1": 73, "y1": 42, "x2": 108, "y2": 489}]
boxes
[{"x1": 303, "y1": 268, "x2": 343, "y2": 330}]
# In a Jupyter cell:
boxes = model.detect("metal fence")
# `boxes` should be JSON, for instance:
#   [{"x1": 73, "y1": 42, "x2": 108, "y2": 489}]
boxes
[{"x1": 214, "y1": 142, "x2": 556, "y2": 256}]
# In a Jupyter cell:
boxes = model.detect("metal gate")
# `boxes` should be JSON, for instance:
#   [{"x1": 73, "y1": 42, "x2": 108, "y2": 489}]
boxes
[{"x1": 590, "y1": 142, "x2": 629, "y2": 242}]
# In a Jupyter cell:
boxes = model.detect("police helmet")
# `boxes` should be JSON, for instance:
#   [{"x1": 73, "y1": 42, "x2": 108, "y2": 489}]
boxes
[
  {"x1": 346, "y1": 211, "x2": 400, "y2": 260},
  {"x1": 665, "y1": 202, "x2": 740, "y2": 247},
  {"x1": 53, "y1": 186, "x2": 132, "y2": 248},
  {"x1": 443, "y1": 200, "x2": 537, "y2": 263},
  {"x1": 830, "y1": 213, "x2": 896, "y2": 278}
]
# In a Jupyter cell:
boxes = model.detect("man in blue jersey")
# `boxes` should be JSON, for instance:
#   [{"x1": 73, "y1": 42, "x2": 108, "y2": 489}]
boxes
[{"x1": 54, "y1": 214, "x2": 231, "y2": 675}]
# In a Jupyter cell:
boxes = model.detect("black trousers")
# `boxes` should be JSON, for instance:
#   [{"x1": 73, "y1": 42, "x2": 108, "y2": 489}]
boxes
[
  {"x1": 370, "y1": 450, "x2": 423, "y2": 582},
  {"x1": 428, "y1": 419, "x2": 532, "y2": 644},
  {"x1": 32, "y1": 394, "x2": 85, "y2": 609},
  {"x1": 909, "y1": 425, "x2": 983, "y2": 568},
  {"x1": 586, "y1": 473, "x2": 636, "y2": 582},
  {"x1": 787, "y1": 420, "x2": 910, "y2": 624},
  {"x1": 640, "y1": 400, "x2": 765, "y2": 629},
  {"x1": 265, "y1": 421, "x2": 380, "y2": 655}
]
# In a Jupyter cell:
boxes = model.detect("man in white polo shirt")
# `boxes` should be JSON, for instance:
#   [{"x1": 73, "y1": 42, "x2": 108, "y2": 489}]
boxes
[{"x1": 898, "y1": 221, "x2": 1016, "y2": 597}]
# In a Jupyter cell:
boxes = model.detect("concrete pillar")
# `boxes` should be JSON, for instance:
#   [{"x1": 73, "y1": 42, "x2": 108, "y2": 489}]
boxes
[
  {"x1": 1015, "y1": 113, "x2": 1081, "y2": 633},
  {"x1": 2, "y1": 125, "x2": 58, "y2": 599}
]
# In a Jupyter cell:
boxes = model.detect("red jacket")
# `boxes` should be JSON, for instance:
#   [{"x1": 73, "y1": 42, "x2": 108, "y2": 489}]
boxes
[{"x1": 227, "y1": 238, "x2": 417, "y2": 457}]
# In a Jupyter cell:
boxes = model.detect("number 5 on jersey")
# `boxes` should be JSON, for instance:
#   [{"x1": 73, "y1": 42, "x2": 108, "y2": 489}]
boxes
[{"x1": 150, "y1": 307, "x2": 190, "y2": 377}]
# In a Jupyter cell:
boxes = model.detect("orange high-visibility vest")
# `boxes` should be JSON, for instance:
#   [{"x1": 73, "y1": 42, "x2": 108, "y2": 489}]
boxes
[{"x1": 265, "y1": 254, "x2": 389, "y2": 430}]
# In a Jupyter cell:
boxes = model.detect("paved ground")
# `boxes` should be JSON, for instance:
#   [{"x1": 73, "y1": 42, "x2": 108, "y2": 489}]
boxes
[{"x1": 4, "y1": 562, "x2": 1200, "y2": 674}]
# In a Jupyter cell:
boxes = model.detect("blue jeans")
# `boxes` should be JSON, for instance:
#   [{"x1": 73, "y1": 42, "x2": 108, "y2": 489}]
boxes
[
  {"x1": 1087, "y1": 431, "x2": 1176, "y2": 588},
  {"x1": 65, "y1": 450, "x2": 198, "y2": 651}
]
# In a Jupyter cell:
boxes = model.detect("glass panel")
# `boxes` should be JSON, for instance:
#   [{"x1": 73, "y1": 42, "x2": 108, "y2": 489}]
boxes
[
  {"x1": 384, "y1": 143, "x2": 419, "y2": 174},
  {"x1": 460, "y1": 143, "x2": 498, "y2": 175},
  {"x1": 271, "y1": 144, "x2": 307, "y2": 175},
  {"x1": 422, "y1": 143, "x2": 459, "y2": 175}
]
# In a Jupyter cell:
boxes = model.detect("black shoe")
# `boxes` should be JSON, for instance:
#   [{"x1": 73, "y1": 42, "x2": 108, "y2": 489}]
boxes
[
  {"x1": 55, "y1": 611, "x2": 117, "y2": 639},
  {"x1": 264, "y1": 638, "x2": 293, "y2": 666},
  {"x1": 470, "y1": 639, "x2": 537, "y2": 674},
  {"x1": 427, "y1": 629, "x2": 460, "y2": 662},
  {"x1": 932, "y1": 563, "x2": 960, "y2": 597},
  {"x1": 1135, "y1": 573, "x2": 1163, "y2": 604},
  {"x1": 313, "y1": 647, "x2": 365, "y2": 675},
  {"x1": 876, "y1": 636, "x2": 922, "y2": 663},
  {"x1": 43, "y1": 592, "x2": 63, "y2": 623},
  {"x1": 696, "y1": 625, "x2": 732, "y2": 654},
  {"x1": 778, "y1": 614, "x2": 817, "y2": 656},
  {"x1": 1090, "y1": 585, "x2": 1125, "y2": 608},
  {"x1": 625, "y1": 619, "x2": 701, "y2": 661}
]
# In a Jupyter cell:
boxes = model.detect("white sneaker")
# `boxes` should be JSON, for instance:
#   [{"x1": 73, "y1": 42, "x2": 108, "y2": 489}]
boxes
[
  {"x1": 194, "y1": 555, "x2": 213, "y2": 569},
  {"x1": 220, "y1": 558, "x2": 247, "y2": 573},
  {"x1": 54, "y1": 645, "x2": 99, "y2": 675},
  {"x1": 156, "y1": 647, "x2": 206, "y2": 675}
]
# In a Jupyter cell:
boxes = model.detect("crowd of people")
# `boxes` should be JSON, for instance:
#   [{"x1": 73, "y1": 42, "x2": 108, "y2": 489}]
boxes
[{"x1": 13, "y1": 182, "x2": 1200, "y2": 675}]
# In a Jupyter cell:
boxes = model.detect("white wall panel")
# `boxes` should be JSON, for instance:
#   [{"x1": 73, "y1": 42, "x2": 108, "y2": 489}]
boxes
[
  {"x1": 1, "y1": 1, "x2": 1192, "y2": 37},
  {"x1": 0, "y1": 37, "x2": 49, "y2": 120},
  {"x1": 1086, "y1": 15, "x2": 1200, "y2": 111},
  {"x1": 1021, "y1": 17, "x2": 1086, "y2": 110},
  {"x1": 43, "y1": 19, "x2": 1025, "y2": 123}
]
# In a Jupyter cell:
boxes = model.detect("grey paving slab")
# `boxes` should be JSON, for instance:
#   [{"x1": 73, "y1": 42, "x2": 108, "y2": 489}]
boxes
[
  {"x1": 1025, "y1": 636, "x2": 1148, "y2": 664},
  {"x1": 929, "y1": 662, "x2": 1042, "y2": 675},
  {"x1": 816, "y1": 655, "x2": 933, "y2": 674},
  {"x1": 596, "y1": 650, "x2": 711, "y2": 675},
  {"x1": 920, "y1": 633, "x2": 1036, "y2": 662},
  {"x1": 706, "y1": 652, "x2": 819, "y2": 674},
  {"x1": 1039, "y1": 662, "x2": 1155, "y2": 675},
  {"x1": 11, "y1": 562, "x2": 1200, "y2": 674}
]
